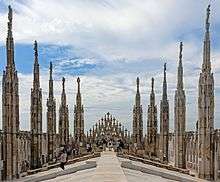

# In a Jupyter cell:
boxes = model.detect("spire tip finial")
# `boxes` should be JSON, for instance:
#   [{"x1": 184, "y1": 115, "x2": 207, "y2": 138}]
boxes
[
  {"x1": 179, "y1": 42, "x2": 183, "y2": 60},
  {"x1": 206, "y1": 4, "x2": 211, "y2": 31},
  {"x1": 50, "y1": 62, "x2": 52, "y2": 70},
  {"x1": 34, "y1": 40, "x2": 38, "y2": 53},
  {"x1": 151, "y1": 77, "x2": 154, "y2": 91},
  {"x1": 77, "y1": 77, "x2": 81, "y2": 93},
  {"x1": 77, "y1": 77, "x2": 80, "y2": 83},
  {"x1": 49, "y1": 62, "x2": 53, "y2": 79},
  {"x1": 62, "y1": 77, "x2": 65, "y2": 90},
  {"x1": 163, "y1": 62, "x2": 167, "y2": 82},
  {"x1": 8, "y1": 5, "x2": 12, "y2": 21},
  {"x1": 136, "y1": 77, "x2": 140, "y2": 91},
  {"x1": 136, "y1": 77, "x2": 139, "y2": 84}
]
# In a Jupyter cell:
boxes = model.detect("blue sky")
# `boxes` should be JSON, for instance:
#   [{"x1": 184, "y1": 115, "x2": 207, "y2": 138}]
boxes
[{"x1": 0, "y1": 0, "x2": 220, "y2": 134}]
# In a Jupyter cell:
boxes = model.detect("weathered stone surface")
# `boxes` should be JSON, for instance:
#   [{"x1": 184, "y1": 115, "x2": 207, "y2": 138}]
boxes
[
  {"x1": 174, "y1": 42, "x2": 186, "y2": 169},
  {"x1": 30, "y1": 41, "x2": 43, "y2": 169},
  {"x1": 47, "y1": 62, "x2": 56, "y2": 161},
  {"x1": 198, "y1": 5, "x2": 215, "y2": 180},
  {"x1": 146, "y1": 78, "x2": 157, "y2": 157},
  {"x1": 132, "y1": 77, "x2": 143, "y2": 149},
  {"x1": 2, "y1": 5, "x2": 19, "y2": 180},
  {"x1": 74, "y1": 77, "x2": 85, "y2": 144},
  {"x1": 59, "y1": 77, "x2": 69, "y2": 146},
  {"x1": 121, "y1": 159, "x2": 205, "y2": 182},
  {"x1": 159, "y1": 64, "x2": 169, "y2": 164}
]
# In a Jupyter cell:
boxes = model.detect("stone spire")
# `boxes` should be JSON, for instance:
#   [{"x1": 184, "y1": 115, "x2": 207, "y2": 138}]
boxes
[
  {"x1": 30, "y1": 40, "x2": 42, "y2": 169},
  {"x1": 47, "y1": 62, "x2": 56, "y2": 161},
  {"x1": 174, "y1": 42, "x2": 186, "y2": 169},
  {"x1": 74, "y1": 77, "x2": 84, "y2": 144},
  {"x1": 177, "y1": 42, "x2": 183, "y2": 90},
  {"x1": 136, "y1": 77, "x2": 140, "y2": 106},
  {"x1": 132, "y1": 77, "x2": 143, "y2": 149},
  {"x1": 77, "y1": 77, "x2": 81, "y2": 106},
  {"x1": 2, "y1": 5, "x2": 19, "y2": 180},
  {"x1": 6, "y1": 5, "x2": 15, "y2": 68},
  {"x1": 49, "y1": 62, "x2": 53, "y2": 98},
  {"x1": 59, "y1": 77, "x2": 69, "y2": 145},
  {"x1": 162, "y1": 63, "x2": 167, "y2": 100},
  {"x1": 202, "y1": 4, "x2": 211, "y2": 73},
  {"x1": 62, "y1": 77, "x2": 66, "y2": 105},
  {"x1": 33, "y1": 40, "x2": 40, "y2": 89},
  {"x1": 198, "y1": 5, "x2": 215, "y2": 180},
  {"x1": 146, "y1": 78, "x2": 157, "y2": 158},
  {"x1": 159, "y1": 63, "x2": 169, "y2": 163}
]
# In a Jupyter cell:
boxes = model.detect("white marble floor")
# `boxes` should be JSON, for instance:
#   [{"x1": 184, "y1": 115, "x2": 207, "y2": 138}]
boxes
[
  {"x1": 90, "y1": 151, "x2": 128, "y2": 182},
  {"x1": 44, "y1": 151, "x2": 180, "y2": 182}
]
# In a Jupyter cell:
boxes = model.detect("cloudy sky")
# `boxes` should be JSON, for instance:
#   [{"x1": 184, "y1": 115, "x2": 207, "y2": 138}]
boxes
[{"x1": 0, "y1": 0, "x2": 220, "y2": 134}]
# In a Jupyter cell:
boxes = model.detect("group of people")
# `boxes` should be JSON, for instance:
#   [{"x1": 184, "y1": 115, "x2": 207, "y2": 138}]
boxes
[
  {"x1": 94, "y1": 138, "x2": 125, "y2": 152},
  {"x1": 57, "y1": 139, "x2": 124, "y2": 170}
]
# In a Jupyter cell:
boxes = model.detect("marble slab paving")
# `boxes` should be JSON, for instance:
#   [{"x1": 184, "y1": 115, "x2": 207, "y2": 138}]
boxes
[{"x1": 90, "y1": 151, "x2": 128, "y2": 182}]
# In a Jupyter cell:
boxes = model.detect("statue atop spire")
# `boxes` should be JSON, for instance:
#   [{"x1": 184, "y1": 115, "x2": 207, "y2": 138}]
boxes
[
  {"x1": 62, "y1": 77, "x2": 65, "y2": 91},
  {"x1": 34, "y1": 40, "x2": 38, "y2": 63},
  {"x1": 202, "y1": 4, "x2": 211, "y2": 73},
  {"x1": 7, "y1": 5, "x2": 12, "y2": 37},
  {"x1": 164, "y1": 63, "x2": 166, "y2": 80},
  {"x1": 77, "y1": 77, "x2": 80, "y2": 93},
  {"x1": 162, "y1": 63, "x2": 167, "y2": 100},
  {"x1": 49, "y1": 62, "x2": 53, "y2": 80},
  {"x1": 33, "y1": 41, "x2": 40, "y2": 90},
  {"x1": 150, "y1": 77, "x2": 155, "y2": 105},
  {"x1": 61, "y1": 77, "x2": 66, "y2": 106},
  {"x1": 179, "y1": 42, "x2": 183, "y2": 61},
  {"x1": 49, "y1": 62, "x2": 54, "y2": 98},
  {"x1": 137, "y1": 77, "x2": 140, "y2": 92},
  {"x1": 206, "y1": 5, "x2": 211, "y2": 32},
  {"x1": 6, "y1": 5, "x2": 15, "y2": 68},
  {"x1": 151, "y1": 77, "x2": 154, "y2": 92},
  {"x1": 135, "y1": 77, "x2": 140, "y2": 106},
  {"x1": 177, "y1": 42, "x2": 184, "y2": 90}
]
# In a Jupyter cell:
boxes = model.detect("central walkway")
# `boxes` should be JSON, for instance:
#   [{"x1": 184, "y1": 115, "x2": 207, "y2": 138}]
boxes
[
  {"x1": 91, "y1": 150, "x2": 127, "y2": 182},
  {"x1": 22, "y1": 151, "x2": 203, "y2": 181}
]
